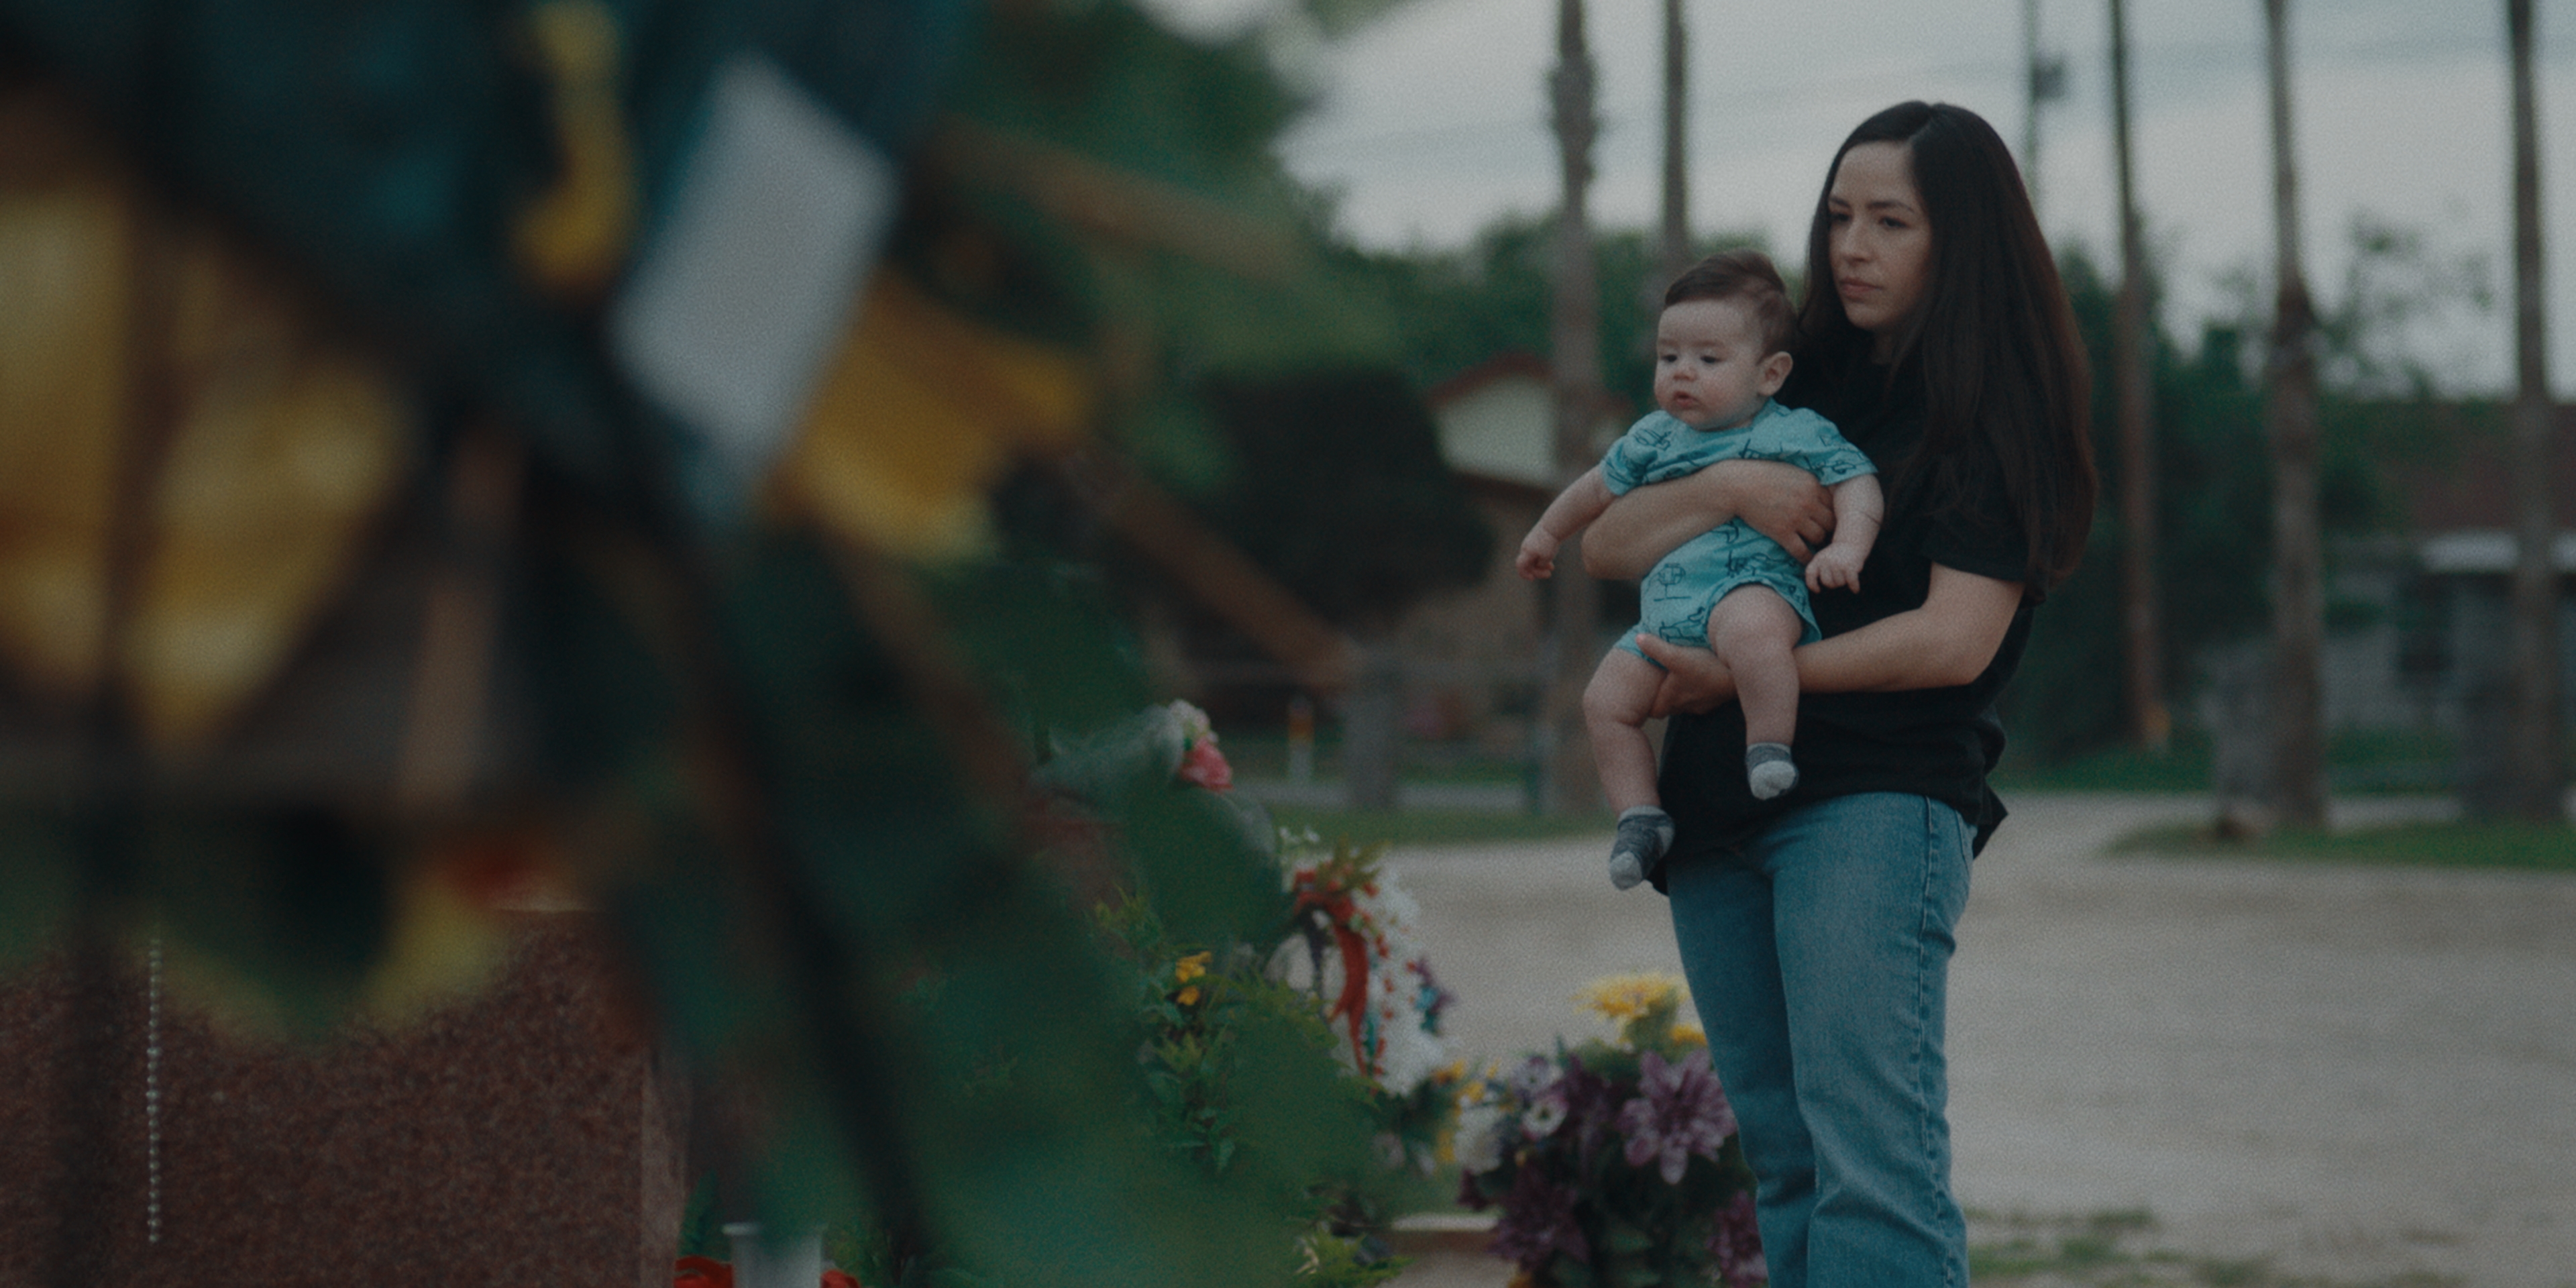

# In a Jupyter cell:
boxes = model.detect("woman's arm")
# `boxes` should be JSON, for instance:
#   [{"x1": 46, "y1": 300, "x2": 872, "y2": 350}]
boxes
[
  {"x1": 1639, "y1": 563, "x2": 2025, "y2": 715},
  {"x1": 1580, "y1": 460, "x2": 1835, "y2": 580}
]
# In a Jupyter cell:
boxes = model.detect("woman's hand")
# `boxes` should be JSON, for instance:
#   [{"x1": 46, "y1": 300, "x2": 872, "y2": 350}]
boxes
[
  {"x1": 1583, "y1": 460, "x2": 1834, "y2": 580},
  {"x1": 1635, "y1": 635, "x2": 1737, "y2": 716}
]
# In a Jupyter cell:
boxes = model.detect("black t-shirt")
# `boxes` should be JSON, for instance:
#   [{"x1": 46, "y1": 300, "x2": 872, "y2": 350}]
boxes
[{"x1": 1654, "y1": 358, "x2": 2034, "y2": 877}]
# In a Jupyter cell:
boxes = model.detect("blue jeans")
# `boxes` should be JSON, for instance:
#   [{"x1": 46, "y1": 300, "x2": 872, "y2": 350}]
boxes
[{"x1": 1666, "y1": 792, "x2": 1974, "y2": 1288}]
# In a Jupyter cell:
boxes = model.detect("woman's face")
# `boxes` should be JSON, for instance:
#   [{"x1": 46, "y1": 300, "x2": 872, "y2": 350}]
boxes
[{"x1": 1826, "y1": 140, "x2": 1933, "y2": 358}]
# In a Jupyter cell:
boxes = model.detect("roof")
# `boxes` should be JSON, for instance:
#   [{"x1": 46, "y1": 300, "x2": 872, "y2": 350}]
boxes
[{"x1": 1424, "y1": 352, "x2": 1552, "y2": 409}]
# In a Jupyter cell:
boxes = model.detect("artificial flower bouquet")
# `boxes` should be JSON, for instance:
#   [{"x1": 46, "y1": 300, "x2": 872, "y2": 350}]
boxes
[{"x1": 1452, "y1": 975, "x2": 1764, "y2": 1288}]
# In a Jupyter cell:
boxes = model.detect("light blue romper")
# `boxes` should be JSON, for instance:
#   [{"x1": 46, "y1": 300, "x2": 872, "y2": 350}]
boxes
[{"x1": 1601, "y1": 400, "x2": 1876, "y2": 661}]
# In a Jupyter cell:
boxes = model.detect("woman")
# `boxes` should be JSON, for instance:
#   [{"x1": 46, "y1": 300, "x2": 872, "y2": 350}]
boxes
[{"x1": 1583, "y1": 101, "x2": 2095, "y2": 1287}]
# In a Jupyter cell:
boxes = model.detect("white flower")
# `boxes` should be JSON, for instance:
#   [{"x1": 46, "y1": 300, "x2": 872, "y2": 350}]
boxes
[
  {"x1": 1505, "y1": 1054, "x2": 1562, "y2": 1102},
  {"x1": 1523, "y1": 1095, "x2": 1568, "y2": 1138},
  {"x1": 1453, "y1": 1102, "x2": 1509, "y2": 1174},
  {"x1": 1374, "y1": 997, "x2": 1447, "y2": 1095}
]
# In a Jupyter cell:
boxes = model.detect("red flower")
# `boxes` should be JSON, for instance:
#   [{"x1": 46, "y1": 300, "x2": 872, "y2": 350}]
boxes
[
  {"x1": 673, "y1": 1258, "x2": 862, "y2": 1288},
  {"x1": 1177, "y1": 736, "x2": 1232, "y2": 792},
  {"x1": 674, "y1": 1256, "x2": 732, "y2": 1288}
]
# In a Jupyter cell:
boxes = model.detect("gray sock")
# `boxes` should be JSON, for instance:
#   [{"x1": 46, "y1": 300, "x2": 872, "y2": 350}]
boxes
[
  {"x1": 1608, "y1": 806, "x2": 1674, "y2": 891},
  {"x1": 1747, "y1": 743, "x2": 1799, "y2": 800}
]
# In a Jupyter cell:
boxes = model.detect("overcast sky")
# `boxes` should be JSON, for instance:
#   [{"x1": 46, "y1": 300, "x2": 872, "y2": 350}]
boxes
[{"x1": 1148, "y1": 0, "x2": 2576, "y2": 397}]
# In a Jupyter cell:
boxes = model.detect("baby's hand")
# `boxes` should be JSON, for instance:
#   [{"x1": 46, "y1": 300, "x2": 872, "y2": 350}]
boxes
[
  {"x1": 1805, "y1": 543, "x2": 1864, "y2": 592},
  {"x1": 1517, "y1": 530, "x2": 1558, "y2": 580}
]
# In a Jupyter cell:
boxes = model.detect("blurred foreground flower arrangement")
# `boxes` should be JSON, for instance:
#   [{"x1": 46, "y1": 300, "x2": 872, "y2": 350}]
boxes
[
  {"x1": 0, "y1": 0, "x2": 1484, "y2": 1283},
  {"x1": 1454, "y1": 976, "x2": 1765, "y2": 1288}
]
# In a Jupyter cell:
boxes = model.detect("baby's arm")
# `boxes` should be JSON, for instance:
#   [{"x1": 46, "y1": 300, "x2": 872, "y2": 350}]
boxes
[
  {"x1": 1803, "y1": 474, "x2": 1884, "y2": 592},
  {"x1": 1518, "y1": 468, "x2": 1617, "y2": 580}
]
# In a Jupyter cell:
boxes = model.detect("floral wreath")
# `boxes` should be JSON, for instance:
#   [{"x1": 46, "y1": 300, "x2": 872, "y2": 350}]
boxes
[{"x1": 1268, "y1": 831, "x2": 1450, "y2": 1099}]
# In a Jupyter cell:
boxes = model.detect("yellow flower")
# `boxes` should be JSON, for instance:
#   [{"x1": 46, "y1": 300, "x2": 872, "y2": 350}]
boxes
[
  {"x1": 1175, "y1": 952, "x2": 1211, "y2": 983},
  {"x1": 1670, "y1": 1018, "x2": 1707, "y2": 1046},
  {"x1": 1432, "y1": 1058, "x2": 1468, "y2": 1086},
  {"x1": 1177, "y1": 985, "x2": 1201, "y2": 1006},
  {"x1": 1577, "y1": 972, "x2": 1685, "y2": 1022}
]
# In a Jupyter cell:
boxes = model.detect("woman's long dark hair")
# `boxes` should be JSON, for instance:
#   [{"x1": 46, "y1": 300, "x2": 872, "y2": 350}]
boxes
[{"x1": 1796, "y1": 101, "x2": 2096, "y2": 594}]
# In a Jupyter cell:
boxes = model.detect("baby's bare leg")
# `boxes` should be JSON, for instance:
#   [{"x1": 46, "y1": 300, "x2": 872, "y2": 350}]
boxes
[
  {"x1": 1582, "y1": 648, "x2": 1668, "y2": 813},
  {"x1": 1707, "y1": 586, "x2": 1805, "y2": 749}
]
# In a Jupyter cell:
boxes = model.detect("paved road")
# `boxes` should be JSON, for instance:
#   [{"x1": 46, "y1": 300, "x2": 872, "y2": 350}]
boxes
[{"x1": 1377, "y1": 793, "x2": 2576, "y2": 1287}]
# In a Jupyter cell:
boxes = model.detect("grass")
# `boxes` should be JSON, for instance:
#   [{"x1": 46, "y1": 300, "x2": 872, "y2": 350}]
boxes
[
  {"x1": 1965, "y1": 1209, "x2": 2467, "y2": 1288},
  {"x1": 2110, "y1": 818, "x2": 2576, "y2": 872},
  {"x1": 1264, "y1": 802, "x2": 1612, "y2": 847},
  {"x1": 1238, "y1": 725, "x2": 2477, "y2": 800},
  {"x1": 1229, "y1": 721, "x2": 2576, "y2": 868},
  {"x1": 1992, "y1": 729, "x2": 2463, "y2": 796}
]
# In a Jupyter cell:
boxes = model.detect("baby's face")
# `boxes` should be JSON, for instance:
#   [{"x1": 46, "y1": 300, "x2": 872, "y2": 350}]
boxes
[{"x1": 1652, "y1": 297, "x2": 1780, "y2": 431}]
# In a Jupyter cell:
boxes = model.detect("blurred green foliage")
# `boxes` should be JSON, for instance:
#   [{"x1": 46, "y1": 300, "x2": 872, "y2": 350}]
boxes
[{"x1": 0, "y1": 0, "x2": 1459, "y2": 1284}]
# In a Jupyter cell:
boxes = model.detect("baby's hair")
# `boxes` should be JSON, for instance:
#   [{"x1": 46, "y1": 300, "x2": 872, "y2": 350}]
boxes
[{"x1": 1663, "y1": 249, "x2": 1796, "y2": 356}]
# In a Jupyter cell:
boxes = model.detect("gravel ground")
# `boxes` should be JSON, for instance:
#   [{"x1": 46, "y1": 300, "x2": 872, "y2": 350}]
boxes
[{"x1": 1374, "y1": 793, "x2": 2576, "y2": 1288}]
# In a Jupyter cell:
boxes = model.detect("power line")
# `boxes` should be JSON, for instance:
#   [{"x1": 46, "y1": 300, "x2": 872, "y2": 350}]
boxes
[{"x1": 1285, "y1": 31, "x2": 2576, "y2": 160}]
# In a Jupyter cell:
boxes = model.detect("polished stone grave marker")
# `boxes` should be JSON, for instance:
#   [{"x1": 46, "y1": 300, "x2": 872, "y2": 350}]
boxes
[{"x1": 0, "y1": 916, "x2": 687, "y2": 1286}]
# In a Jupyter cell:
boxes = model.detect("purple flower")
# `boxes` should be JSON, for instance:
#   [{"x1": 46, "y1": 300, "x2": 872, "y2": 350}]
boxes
[
  {"x1": 1556, "y1": 1057, "x2": 1622, "y2": 1171},
  {"x1": 1489, "y1": 1164, "x2": 1590, "y2": 1272},
  {"x1": 1705, "y1": 1191, "x2": 1768, "y2": 1286},
  {"x1": 1615, "y1": 1048, "x2": 1737, "y2": 1185}
]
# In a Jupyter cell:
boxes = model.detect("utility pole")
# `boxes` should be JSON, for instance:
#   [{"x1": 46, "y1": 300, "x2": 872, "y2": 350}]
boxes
[
  {"x1": 1541, "y1": 0, "x2": 1604, "y2": 815},
  {"x1": 2503, "y1": 0, "x2": 2561, "y2": 820},
  {"x1": 1658, "y1": 0, "x2": 1690, "y2": 282},
  {"x1": 2261, "y1": 0, "x2": 2326, "y2": 828},
  {"x1": 2109, "y1": 0, "x2": 2167, "y2": 749},
  {"x1": 2023, "y1": 0, "x2": 2067, "y2": 221},
  {"x1": 2025, "y1": 0, "x2": 2043, "y2": 215}
]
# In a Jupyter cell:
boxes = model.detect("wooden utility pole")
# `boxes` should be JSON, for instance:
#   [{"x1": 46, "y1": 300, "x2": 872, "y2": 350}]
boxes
[
  {"x1": 2503, "y1": 0, "x2": 2561, "y2": 820},
  {"x1": 2025, "y1": 0, "x2": 2044, "y2": 215},
  {"x1": 2262, "y1": 0, "x2": 2326, "y2": 828},
  {"x1": 1658, "y1": 0, "x2": 1690, "y2": 282},
  {"x1": 2023, "y1": 0, "x2": 2068, "y2": 222},
  {"x1": 2108, "y1": 0, "x2": 2167, "y2": 749},
  {"x1": 1541, "y1": 0, "x2": 1604, "y2": 814}
]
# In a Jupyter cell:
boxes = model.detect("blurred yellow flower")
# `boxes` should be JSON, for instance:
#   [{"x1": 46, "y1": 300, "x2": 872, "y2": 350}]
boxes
[
  {"x1": 1171, "y1": 951, "x2": 1212, "y2": 1006},
  {"x1": 1577, "y1": 972, "x2": 1686, "y2": 1022},
  {"x1": 1670, "y1": 1018, "x2": 1707, "y2": 1046}
]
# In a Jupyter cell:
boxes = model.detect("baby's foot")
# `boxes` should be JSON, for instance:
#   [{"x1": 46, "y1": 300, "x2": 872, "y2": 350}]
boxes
[
  {"x1": 1747, "y1": 743, "x2": 1799, "y2": 800},
  {"x1": 1608, "y1": 806, "x2": 1674, "y2": 891}
]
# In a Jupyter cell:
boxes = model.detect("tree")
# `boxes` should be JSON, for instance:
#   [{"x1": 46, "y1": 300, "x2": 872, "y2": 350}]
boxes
[
  {"x1": 1543, "y1": 0, "x2": 1607, "y2": 814},
  {"x1": 2261, "y1": 0, "x2": 2327, "y2": 828},
  {"x1": 1658, "y1": 0, "x2": 1690, "y2": 284},
  {"x1": 1183, "y1": 369, "x2": 1496, "y2": 810},
  {"x1": 2502, "y1": 0, "x2": 2561, "y2": 822},
  {"x1": 2108, "y1": 0, "x2": 2169, "y2": 749}
]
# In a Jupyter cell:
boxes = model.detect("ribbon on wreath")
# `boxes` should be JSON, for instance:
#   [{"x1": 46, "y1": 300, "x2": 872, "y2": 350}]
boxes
[{"x1": 1293, "y1": 883, "x2": 1375, "y2": 1070}]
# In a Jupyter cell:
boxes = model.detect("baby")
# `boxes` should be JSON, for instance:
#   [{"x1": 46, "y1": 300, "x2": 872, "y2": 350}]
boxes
[{"x1": 1517, "y1": 250, "x2": 1882, "y2": 890}]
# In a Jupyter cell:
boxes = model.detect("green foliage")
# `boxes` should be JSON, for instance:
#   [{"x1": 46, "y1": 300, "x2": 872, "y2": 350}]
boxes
[
  {"x1": 1333, "y1": 216, "x2": 1773, "y2": 405},
  {"x1": 1292, "y1": 1228, "x2": 1411, "y2": 1288},
  {"x1": 1086, "y1": 878, "x2": 1415, "y2": 1287},
  {"x1": 0, "y1": 2, "x2": 1456, "y2": 1285},
  {"x1": 1189, "y1": 368, "x2": 1495, "y2": 631},
  {"x1": 2006, "y1": 219, "x2": 2478, "y2": 763}
]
